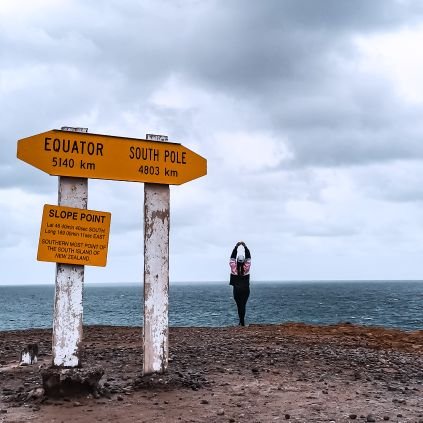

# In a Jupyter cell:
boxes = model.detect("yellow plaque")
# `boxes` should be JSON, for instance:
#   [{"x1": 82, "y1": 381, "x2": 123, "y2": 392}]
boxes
[
  {"x1": 17, "y1": 130, "x2": 207, "y2": 185},
  {"x1": 37, "y1": 205, "x2": 111, "y2": 267}
]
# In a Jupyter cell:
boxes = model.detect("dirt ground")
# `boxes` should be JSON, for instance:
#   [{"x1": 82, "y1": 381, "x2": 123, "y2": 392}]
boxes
[{"x1": 1, "y1": 324, "x2": 423, "y2": 423}]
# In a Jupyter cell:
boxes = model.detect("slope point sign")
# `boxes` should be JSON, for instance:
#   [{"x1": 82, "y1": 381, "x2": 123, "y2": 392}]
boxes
[
  {"x1": 17, "y1": 130, "x2": 207, "y2": 184},
  {"x1": 38, "y1": 204, "x2": 111, "y2": 266}
]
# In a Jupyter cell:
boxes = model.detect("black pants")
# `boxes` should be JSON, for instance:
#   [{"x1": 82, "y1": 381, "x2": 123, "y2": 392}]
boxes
[{"x1": 233, "y1": 284, "x2": 250, "y2": 326}]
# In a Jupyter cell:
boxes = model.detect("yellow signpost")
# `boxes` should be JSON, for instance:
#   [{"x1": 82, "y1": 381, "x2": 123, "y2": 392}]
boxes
[
  {"x1": 38, "y1": 204, "x2": 111, "y2": 267},
  {"x1": 17, "y1": 127, "x2": 207, "y2": 375},
  {"x1": 17, "y1": 129, "x2": 207, "y2": 184}
]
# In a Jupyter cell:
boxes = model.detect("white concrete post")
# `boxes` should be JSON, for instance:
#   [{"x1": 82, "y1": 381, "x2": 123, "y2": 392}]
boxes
[
  {"x1": 143, "y1": 134, "x2": 170, "y2": 375},
  {"x1": 52, "y1": 127, "x2": 88, "y2": 367}
]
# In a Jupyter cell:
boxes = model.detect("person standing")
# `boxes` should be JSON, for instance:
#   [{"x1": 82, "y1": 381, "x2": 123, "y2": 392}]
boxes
[{"x1": 229, "y1": 241, "x2": 251, "y2": 326}]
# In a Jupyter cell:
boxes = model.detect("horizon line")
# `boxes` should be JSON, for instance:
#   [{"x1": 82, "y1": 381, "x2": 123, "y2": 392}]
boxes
[{"x1": 1, "y1": 279, "x2": 423, "y2": 287}]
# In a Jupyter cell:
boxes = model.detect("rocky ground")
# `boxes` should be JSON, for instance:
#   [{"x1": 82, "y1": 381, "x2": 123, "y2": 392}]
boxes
[{"x1": 0, "y1": 323, "x2": 423, "y2": 422}]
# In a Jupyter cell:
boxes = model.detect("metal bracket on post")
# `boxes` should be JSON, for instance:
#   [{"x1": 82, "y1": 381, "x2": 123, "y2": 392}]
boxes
[
  {"x1": 52, "y1": 127, "x2": 88, "y2": 367},
  {"x1": 143, "y1": 134, "x2": 170, "y2": 375}
]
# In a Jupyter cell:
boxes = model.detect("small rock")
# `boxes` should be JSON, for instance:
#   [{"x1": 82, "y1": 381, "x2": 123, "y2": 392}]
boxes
[
  {"x1": 383, "y1": 417, "x2": 390, "y2": 421},
  {"x1": 200, "y1": 399, "x2": 209, "y2": 404},
  {"x1": 117, "y1": 395, "x2": 124, "y2": 401},
  {"x1": 27, "y1": 387, "x2": 45, "y2": 400},
  {"x1": 349, "y1": 414, "x2": 357, "y2": 420},
  {"x1": 217, "y1": 409, "x2": 225, "y2": 416},
  {"x1": 1, "y1": 409, "x2": 8, "y2": 414},
  {"x1": 366, "y1": 415, "x2": 376, "y2": 422},
  {"x1": 284, "y1": 414, "x2": 290, "y2": 419}
]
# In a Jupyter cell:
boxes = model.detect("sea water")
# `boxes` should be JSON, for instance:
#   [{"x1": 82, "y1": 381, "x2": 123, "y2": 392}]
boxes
[{"x1": 0, "y1": 281, "x2": 422, "y2": 331}]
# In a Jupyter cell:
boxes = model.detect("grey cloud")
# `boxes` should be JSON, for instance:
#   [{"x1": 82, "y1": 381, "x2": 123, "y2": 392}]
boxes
[
  {"x1": 293, "y1": 225, "x2": 359, "y2": 238},
  {"x1": 174, "y1": 0, "x2": 423, "y2": 91},
  {"x1": 283, "y1": 127, "x2": 423, "y2": 168},
  {"x1": 286, "y1": 105, "x2": 423, "y2": 168},
  {"x1": 162, "y1": 1, "x2": 423, "y2": 169},
  {"x1": 6, "y1": 0, "x2": 420, "y2": 99},
  {"x1": 3, "y1": 0, "x2": 423, "y2": 282},
  {"x1": 0, "y1": 164, "x2": 56, "y2": 192},
  {"x1": 354, "y1": 161, "x2": 423, "y2": 203}
]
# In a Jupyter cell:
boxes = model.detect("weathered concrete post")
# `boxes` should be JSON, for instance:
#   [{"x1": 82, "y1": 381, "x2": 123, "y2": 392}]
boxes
[
  {"x1": 52, "y1": 127, "x2": 88, "y2": 367},
  {"x1": 143, "y1": 134, "x2": 170, "y2": 375}
]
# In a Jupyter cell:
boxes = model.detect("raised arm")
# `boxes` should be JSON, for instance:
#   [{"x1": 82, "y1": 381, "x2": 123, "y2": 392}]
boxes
[
  {"x1": 230, "y1": 243, "x2": 239, "y2": 259},
  {"x1": 241, "y1": 242, "x2": 251, "y2": 274},
  {"x1": 243, "y1": 244, "x2": 251, "y2": 260},
  {"x1": 230, "y1": 242, "x2": 240, "y2": 275}
]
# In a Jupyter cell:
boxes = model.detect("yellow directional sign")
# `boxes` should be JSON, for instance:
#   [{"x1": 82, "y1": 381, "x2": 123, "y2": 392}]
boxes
[
  {"x1": 38, "y1": 204, "x2": 111, "y2": 267},
  {"x1": 17, "y1": 130, "x2": 207, "y2": 185}
]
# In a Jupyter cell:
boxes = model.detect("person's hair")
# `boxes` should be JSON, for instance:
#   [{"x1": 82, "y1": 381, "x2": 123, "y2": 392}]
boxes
[{"x1": 237, "y1": 261, "x2": 244, "y2": 276}]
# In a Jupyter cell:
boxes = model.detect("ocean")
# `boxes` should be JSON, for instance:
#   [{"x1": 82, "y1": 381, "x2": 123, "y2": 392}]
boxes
[{"x1": 0, "y1": 281, "x2": 422, "y2": 332}]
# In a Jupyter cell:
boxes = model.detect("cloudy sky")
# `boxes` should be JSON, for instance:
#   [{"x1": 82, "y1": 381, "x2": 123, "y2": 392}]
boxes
[{"x1": 2, "y1": 0, "x2": 423, "y2": 285}]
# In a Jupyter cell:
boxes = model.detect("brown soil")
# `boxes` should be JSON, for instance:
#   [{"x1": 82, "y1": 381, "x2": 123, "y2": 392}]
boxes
[{"x1": 1, "y1": 324, "x2": 423, "y2": 422}]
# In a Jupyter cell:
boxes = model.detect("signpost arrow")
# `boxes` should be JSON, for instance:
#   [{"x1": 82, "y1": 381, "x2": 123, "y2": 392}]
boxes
[{"x1": 17, "y1": 130, "x2": 207, "y2": 184}]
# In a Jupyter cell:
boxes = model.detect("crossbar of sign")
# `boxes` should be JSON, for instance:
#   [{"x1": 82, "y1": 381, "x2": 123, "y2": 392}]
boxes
[{"x1": 17, "y1": 130, "x2": 207, "y2": 185}]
